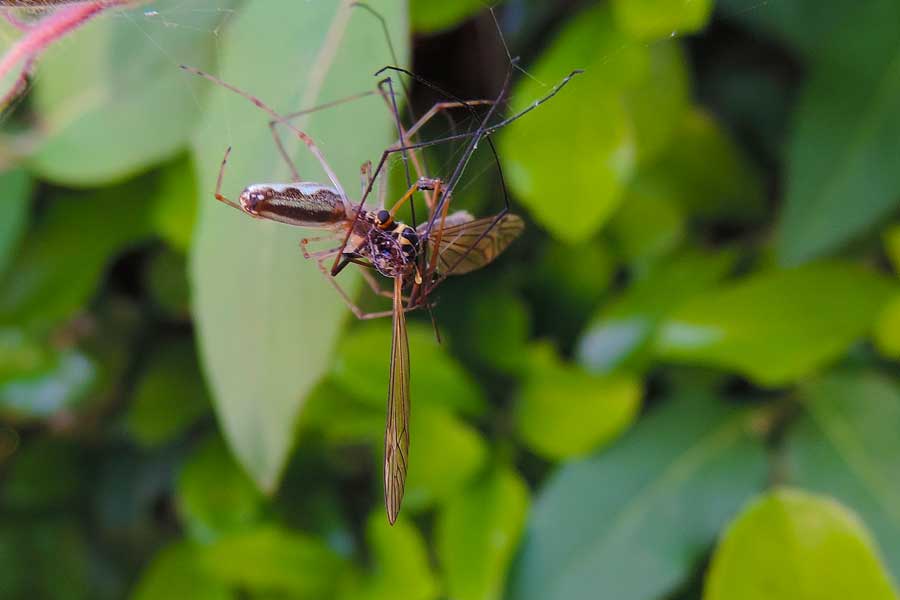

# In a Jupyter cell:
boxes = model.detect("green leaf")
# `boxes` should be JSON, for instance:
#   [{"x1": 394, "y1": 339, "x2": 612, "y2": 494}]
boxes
[
  {"x1": 509, "y1": 394, "x2": 766, "y2": 600},
  {"x1": 125, "y1": 340, "x2": 209, "y2": 448},
  {"x1": 576, "y1": 249, "x2": 736, "y2": 374},
  {"x1": 331, "y1": 321, "x2": 485, "y2": 416},
  {"x1": 436, "y1": 466, "x2": 529, "y2": 600},
  {"x1": 499, "y1": 4, "x2": 645, "y2": 242},
  {"x1": 27, "y1": 0, "x2": 234, "y2": 185},
  {"x1": 176, "y1": 435, "x2": 264, "y2": 543},
  {"x1": 199, "y1": 525, "x2": 346, "y2": 597},
  {"x1": 612, "y1": 0, "x2": 713, "y2": 40},
  {"x1": 609, "y1": 183, "x2": 685, "y2": 268},
  {"x1": 344, "y1": 511, "x2": 439, "y2": 600},
  {"x1": 443, "y1": 286, "x2": 531, "y2": 374},
  {"x1": 0, "y1": 169, "x2": 30, "y2": 277},
  {"x1": 131, "y1": 542, "x2": 230, "y2": 600},
  {"x1": 405, "y1": 405, "x2": 488, "y2": 511},
  {"x1": 788, "y1": 372, "x2": 900, "y2": 582},
  {"x1": 655, "y1": 262, "x2": 897, "y2": 386},
  {"x1": 884, "y1": 224, "x2": 900, "y2": 275},
  {"x1": 625, "y1": 41, "x2": 690, "y2": 163},
  {"x1": 190, "y1": 0, "x2": 408, "y2": 491},
  {"x1": 515, "y1": 343, "x2": 642, "y2": 460},
  {"x1": 774, "y1": 4, "x2": 900, "y2": 264},
  {"x1": 153, "y1": 154, "x2": 198, "y2": 252},
  {"x1": 704, "y1": 489, "x2": 899, "y2": 600},
  {"x1": 874, "y1": 294, "x2": 900, "y2": 360},
  {"x1": 410, "y1": 0, "x2": 488, "y2": 34},
  {"x1": 636, "y1": 109, "x2": 765, "y2": 222},
  {"x1": 0, "y1": 181, "x2": 155, "y2": 332}
]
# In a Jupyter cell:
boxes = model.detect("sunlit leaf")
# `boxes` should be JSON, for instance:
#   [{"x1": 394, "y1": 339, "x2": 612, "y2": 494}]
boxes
[
  {"x1": 612, "y1": 0, "x2": 713, "y2": 40},
  {"x1": 788, "y1": 372, "x2": 900, "y2": 582},
  {"x1": 509, "y1": 394, "x2": 766, "y2": 600},
  {"x1": 655, "y1": 263, "x2": 897, "y2": 386},
  {"x1": 436, "y1": 466, "x2": 529, "y2": 600},
  {"x1": 199, "y1": 525, "x2": 347, "y2": 597},
  {"x1": 705, "y1": 489, "x2": 899, "y2": 600},
  {"x1": 190, "y1": 0, "x2": 408, "y2": 491},
  {"x1": 516, "y1": 343, "x2": 641, "y2": 460},
  {"x1": 131, "y1": 542, "x2": 230, "y2": 600},
  {"x1": 499, "y1": 4, "x2": 645, "y2": 242}
]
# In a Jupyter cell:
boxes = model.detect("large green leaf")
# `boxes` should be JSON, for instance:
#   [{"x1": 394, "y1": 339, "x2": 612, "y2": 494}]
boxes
[
  {"x1": 437, "y1": 466, "x2": 529, "y2": 600},
  {"x1": 788, "y1": 372, "x2": 900, "y2": 582},
  {"x1": 704, "y1": 489, "x2": 899, "y2": 600},
  {"x1": 190, "y1": 1, "x2": 408, "y2": 491},
  {"x1": 655, "y1": 263, "x2": 897, "y2": 386},
  {"x1": 508, "y1": 394, "x2": 766, "y2": 600},
  {"x1": 28, "y1": 0, "x2": 237, "y2": 185}
]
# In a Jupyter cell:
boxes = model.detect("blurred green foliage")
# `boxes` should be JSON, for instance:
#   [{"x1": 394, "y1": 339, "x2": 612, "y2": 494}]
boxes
[{"x1": 0, "y1": 1, "x2": 899, "y2": 599}]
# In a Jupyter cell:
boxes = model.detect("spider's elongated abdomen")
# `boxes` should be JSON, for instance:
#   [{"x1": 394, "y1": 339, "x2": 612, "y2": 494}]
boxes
[{"x1": 239, "y1": 182, "x2": 347, "y2": 227}]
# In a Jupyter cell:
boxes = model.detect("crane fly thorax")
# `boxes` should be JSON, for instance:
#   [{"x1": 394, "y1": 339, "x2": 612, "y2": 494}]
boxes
[
  {"x1": 239, "y1": 183, "x2": 347, "y2": 227},
  {"x1": 357, "y1": 211, "x2": 421, "y2": 279}
]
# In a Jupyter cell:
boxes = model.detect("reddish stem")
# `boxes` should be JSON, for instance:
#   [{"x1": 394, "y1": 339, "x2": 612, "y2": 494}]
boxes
[{"x1": 0, "y1": 0, "x2": 131, "y2": 106}]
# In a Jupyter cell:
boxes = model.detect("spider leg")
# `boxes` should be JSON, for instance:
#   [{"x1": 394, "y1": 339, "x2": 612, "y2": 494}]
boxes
[{"x1": 180, "y1": 65, "x2": 348, "y2": 204}]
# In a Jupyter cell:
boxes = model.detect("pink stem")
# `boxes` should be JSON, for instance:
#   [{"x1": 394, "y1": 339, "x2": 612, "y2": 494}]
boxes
[{"x1": 0, "y1": 0, "x2": 131, "y2": 104}]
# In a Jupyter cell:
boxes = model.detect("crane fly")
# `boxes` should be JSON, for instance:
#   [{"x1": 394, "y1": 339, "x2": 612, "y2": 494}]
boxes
[{"x1": 181, "y1": 12, "x2": 580, "y2": 523}]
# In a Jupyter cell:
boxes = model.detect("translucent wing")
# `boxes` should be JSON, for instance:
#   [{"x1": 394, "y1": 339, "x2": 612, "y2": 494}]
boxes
[
  {"x1": 423, "y1": 212, "x2": 525, "y2": 276},
  {"x1": 384, "y1": 275, "x2": 411, "y2": 525}
]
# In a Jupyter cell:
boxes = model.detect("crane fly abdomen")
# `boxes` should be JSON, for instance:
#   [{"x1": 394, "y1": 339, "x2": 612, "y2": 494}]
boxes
[{"x1": 239, "y1": 183, "x2": 347, "y2": 227}]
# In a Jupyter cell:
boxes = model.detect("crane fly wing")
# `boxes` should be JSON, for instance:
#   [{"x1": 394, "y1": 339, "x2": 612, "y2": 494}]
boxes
[
  {"x1": 384, "y1": 275, "x2": 411, "y2": 525},
  {"x1": 423, "y1": 213, "x2": 525, "y2": 276}
]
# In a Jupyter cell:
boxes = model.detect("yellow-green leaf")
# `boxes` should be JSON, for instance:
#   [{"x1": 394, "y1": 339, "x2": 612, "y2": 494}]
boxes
[{"x1": 705, "y1": 489, "x2": 899, "y2": 600}]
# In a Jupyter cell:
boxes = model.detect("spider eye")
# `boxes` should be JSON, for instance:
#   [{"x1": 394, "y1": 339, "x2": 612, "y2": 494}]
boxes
[{"x1": 376, "y1": 209, "x2": 391, "y2": 225}]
